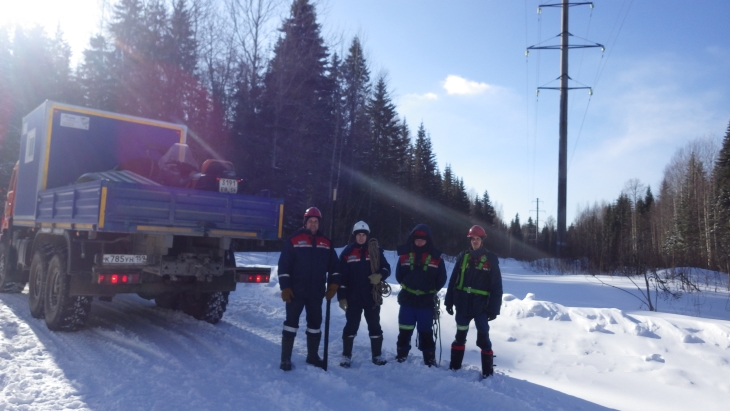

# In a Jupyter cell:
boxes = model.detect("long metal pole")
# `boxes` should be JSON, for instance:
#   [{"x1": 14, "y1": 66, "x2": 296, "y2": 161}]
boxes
[{"x1": 557, "y1": 0, "x2": 569, "y2": 257}]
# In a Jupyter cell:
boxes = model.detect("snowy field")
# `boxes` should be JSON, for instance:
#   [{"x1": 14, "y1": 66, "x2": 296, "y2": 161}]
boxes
[{"x1": 1, "y1": 251, "x2": 729, "y2": 411}]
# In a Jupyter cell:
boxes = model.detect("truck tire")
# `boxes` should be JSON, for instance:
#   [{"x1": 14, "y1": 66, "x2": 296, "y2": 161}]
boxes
[
  {"x1": 0, "y1": 241, "x2": 24, "y2": 293},
  {"x1": 154, "y1": 293, "x2": 181, "y2": 310},
  {"x1": 28, "y1": 251, "x2": 49, "y2": 318},
  {"x1": 181, "y1": 291, "x2": 229, "y2": 324},
  {"x1": 43, "y1": 252, "x2": 91, "y2": 331}
]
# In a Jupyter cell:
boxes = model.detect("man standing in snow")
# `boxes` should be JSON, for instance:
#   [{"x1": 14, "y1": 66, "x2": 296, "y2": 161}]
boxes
[
  {"x1": 277, "y1": 207, "x2": 340, "y2": 371},
  {"x1": 394, "y1": 224, "x2": 447, "y2": 367},
  {"x1": 337, "y1": 221, "x2": 391, "y2": 368},
  {"x1": 444, "y1": 225, "x2": 503, "y2": 378}
]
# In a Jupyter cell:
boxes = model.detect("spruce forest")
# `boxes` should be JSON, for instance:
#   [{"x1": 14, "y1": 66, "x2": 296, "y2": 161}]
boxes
[{"x1": 1, "y1": 0, "x2": 729, "y2": 283}]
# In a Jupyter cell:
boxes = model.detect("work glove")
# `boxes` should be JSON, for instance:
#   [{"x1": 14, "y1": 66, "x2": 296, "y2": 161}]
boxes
[
  {"x1": 338, "y1": 299, "x2": 348, "y2": 312},
  {"x1": 325, "y1": 284, "x2": 339, "y2": 300},
  {"x1": 368, "y1": 273, "x2": 382, "y2": 285},
  {"x1": 446, "y1": 305, "x2": 454, "y2": 316},
  {"x1": 281, "y1": 288, "x2": 294, "y2": 303},
  {"x1": 487, "y1": 314, "x2": 497, "y2": 322}
]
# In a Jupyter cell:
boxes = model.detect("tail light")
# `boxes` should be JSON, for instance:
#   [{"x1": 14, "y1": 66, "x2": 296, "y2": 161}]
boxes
[
  {"x1": 98, "y1": 273, "x2": 141, "y2": 285},
  {"x1": 238, "y1": 273, "x2": 270, "y2": 283}
]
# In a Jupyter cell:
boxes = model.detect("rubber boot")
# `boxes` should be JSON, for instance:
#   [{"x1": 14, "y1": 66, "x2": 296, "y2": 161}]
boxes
[
  {"x1": 305, "y1": 332, "x2": 325, "y2": 369},
  {"x1": 481, "y1": 350, "x2": 494, "y2": 378},
  {"x1": 396, "y1": 330, "x2": 412, "y2": 363},
  {"x1": 371, "y1": 336, "x2": 387, "y2": 365},
  {"x1": 449, "y1": 344, "x2": 465, "y2": 370},
  {"x1": 280, "y1": 335, "x2": 295, "y2": 371},
  {"x1": 340, "y1": 336, "x2": 354, "y2": 368},
  {"x1": 423, "y1": 350, "x2": 437, "y2": 367},
  {"x1": 420, "y1": 331, "x2": 437, "y2": 367},
  {"x1": 449, "y1": 328, "x2": 468, "y2": 370}
]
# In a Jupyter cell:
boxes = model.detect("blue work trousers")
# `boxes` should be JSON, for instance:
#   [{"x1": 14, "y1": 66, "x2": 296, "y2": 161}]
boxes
[
  {"x1": 397, "y1": 305, "x2": 435, "y2": 352},
  {"x1": 455, "y1": 311, "x2": 491, "y2": 351}
]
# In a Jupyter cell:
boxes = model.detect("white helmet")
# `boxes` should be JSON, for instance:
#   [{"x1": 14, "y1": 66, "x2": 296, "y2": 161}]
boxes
[{"x1": 352, "y1": 221, "x2": 370, "y2": 234}]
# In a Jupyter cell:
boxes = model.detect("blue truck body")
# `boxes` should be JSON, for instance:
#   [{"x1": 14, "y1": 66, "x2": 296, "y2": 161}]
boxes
[{"x1": 13, "y1": 100, "x2": 283, "y2": 238}]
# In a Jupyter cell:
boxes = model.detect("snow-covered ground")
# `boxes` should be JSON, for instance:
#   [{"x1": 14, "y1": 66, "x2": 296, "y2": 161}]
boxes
[{"x1": 1, "y1": 251, "x2": 729, "y2": 410}]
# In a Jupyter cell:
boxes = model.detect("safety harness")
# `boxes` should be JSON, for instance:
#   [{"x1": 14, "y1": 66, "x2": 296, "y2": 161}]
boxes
[
  {"x1": 401, "y1": 252, "x2": 438, "y2": 296},
  {"x1": 456, "y1": 253, "x2": 490, "y2": 296}
]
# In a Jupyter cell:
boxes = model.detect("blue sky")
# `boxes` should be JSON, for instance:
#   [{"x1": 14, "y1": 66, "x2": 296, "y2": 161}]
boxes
[
  {"x1": 323, "y1": 0, "x2": 730, "y2": 225},
  {"x1": 3, "y1": 0, "x2": 730, "y2": 226}
]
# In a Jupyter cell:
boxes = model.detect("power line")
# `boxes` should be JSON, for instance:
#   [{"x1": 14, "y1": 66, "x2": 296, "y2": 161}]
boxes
[{"x1": 526, "y1": 0, "x2": 603, "y2": 257}]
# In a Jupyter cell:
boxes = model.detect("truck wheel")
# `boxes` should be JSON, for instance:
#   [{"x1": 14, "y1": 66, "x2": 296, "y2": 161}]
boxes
[
  {"x1": 43, "y1": 252, "x2": 91, "y2": 331},
  {"x1": 28, "y1": 251, "x2": 49, "y2": 318},
  {"x1": 154, "y1": 293, "x2": 181, "y2": 310},
  {"x1": 181, "y1": 291, "x2": 229, "y2": 324},
  {"x1": 0, "y1": 241, "x2": 24, "y2": 293}
]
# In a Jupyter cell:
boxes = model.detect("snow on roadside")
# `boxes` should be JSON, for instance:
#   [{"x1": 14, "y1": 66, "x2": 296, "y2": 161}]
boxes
[{"x1": 0, "y1": 252, "x2": 727, "y2": 411}]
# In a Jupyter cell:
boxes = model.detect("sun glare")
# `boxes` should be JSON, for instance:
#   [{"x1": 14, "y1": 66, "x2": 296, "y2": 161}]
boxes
[{"x1": 1, "y1": 0, "x2": 102, "y2": 63}]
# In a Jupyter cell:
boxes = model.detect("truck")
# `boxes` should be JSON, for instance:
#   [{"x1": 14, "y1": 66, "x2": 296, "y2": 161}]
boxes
[{"x1": 0, "y1": 101, "x2": 284, "y2": 331}]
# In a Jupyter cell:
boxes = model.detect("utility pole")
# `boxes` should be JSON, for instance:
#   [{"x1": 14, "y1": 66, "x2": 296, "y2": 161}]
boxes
[
  {"x1": 531, "y1": 198, "x2": 545, "y2": 243},
  {"x1": 527, "y1": 1, "x2": 603, "y2": 258}
]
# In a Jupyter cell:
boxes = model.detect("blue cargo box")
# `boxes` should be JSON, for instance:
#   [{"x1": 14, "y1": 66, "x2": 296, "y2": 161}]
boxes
[
  {"x1": 34, "y1": 180, "x2": 284, "y2": 239},
  {"x1": 14, "y1": 101, "x2": 186, "y2": 225}
]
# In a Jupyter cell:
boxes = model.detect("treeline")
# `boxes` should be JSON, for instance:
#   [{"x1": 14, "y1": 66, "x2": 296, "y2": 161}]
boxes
[
  {"x1": 555, "y1": 130, "x2": 730, "y2": 276},
  {"x1": 2, "y1": 0, "x2": 728, "y2": 274},
  {"x1": 0, "y1": 0, "x2": 507, "y2": 254}
]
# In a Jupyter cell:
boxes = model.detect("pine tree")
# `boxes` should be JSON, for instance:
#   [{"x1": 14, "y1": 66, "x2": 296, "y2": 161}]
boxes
[
  {"x1": 336, "y1": 36, "x2": 371, "y2": 234},
  {"x1": 714, "y1": 121, "x2": 730, "y2": 276},
  {"x1": 412, "y1": 123, "x2": 440, "y2": 198},
  {"x1": 481, "y1": 190, "x2": 496, "y2": 225},
  {"x1": 364, "y1": 75, "x2": 401, "y2": 244},
  {"x1": 262, "y1": 0, "x2": 333, "y2": 232},
  {"x1": 77, "y1": 34, "x2": 115, "y2": 110},
  {"x1": 108, "y1": 0, "x2": 147, "y2": 115}
]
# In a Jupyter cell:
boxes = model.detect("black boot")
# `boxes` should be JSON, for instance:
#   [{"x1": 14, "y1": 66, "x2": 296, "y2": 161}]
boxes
[
  {"x1": 396, "y1": 330, "x2": 412, "y2": 363},
  {"x1": 481, "y1": 350, "x2": 494, "y2": 378},
  {"x1": 340, "y1": 336, "x2": 354, "y2": 368},
  {"x1": 280, "y1": 335, "x2": 295, "y2": 371},
  {"x1": 449, "y1": 344, "x2": 465, "y2": 370},
  {"x1": 420, "y1": 331, "x2": 437, "y2": 367},
  {"x1": 423, "y1": 350, "x2": 437, "y2": 367},
  {"x1": 305, "y1": 332, "x2": 325, "y2": 369},
  {"x1": 371, "y1": 336, "x2": 387, "y2": 365}
]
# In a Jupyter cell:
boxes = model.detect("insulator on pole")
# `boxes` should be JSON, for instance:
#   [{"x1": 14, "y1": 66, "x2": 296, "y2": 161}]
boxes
[
  {"x1": 537, "y1": 7, "x2": 541, "y2": 14},
  {"x1": 588, "y1": 89, "x2": 593, "y2": 96},
  {"x1": 536, "y1": 89, "x2": 540, "y2": 97},
  {"x1": 526, "y1": 50, "x2": 530, "y2": 57}
]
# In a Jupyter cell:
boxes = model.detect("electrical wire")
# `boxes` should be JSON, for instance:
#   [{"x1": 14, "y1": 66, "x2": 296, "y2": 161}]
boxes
[
  {"x1": 593, "y1": 0, "x2": 635, "y2": 89},
  {"x1": 570, "y1": 0, "x2": 635, "y2": 168}
]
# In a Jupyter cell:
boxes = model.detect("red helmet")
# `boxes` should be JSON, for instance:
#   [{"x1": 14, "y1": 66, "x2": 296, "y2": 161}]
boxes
[
  {"x1": 303, "y1": 207, "x2": 322, "y2": 224},
  {"x1": 467, "y1": 225, "x2": 486, "y2": 238}
]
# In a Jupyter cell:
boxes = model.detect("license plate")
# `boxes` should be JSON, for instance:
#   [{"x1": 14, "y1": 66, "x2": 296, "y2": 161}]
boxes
[
  {"x1": 103, "y1": 254, "x2": 147, "y2": 265},
  {"x1": 219, "y1": 178, "x2": 238, "y2": 193}
]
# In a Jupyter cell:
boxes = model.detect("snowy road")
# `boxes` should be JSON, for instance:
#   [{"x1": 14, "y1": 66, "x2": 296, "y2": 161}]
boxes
[{"x1": 1, "y1": 254, "x2": 728, "y2": 410}]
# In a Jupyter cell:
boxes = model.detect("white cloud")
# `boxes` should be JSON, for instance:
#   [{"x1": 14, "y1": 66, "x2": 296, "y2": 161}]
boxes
[{"x1": 442, "y1": 75, "x2": 491, "y2": 95}]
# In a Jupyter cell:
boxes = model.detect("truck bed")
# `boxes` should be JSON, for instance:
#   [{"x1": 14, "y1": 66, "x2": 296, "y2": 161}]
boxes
[{"x1": 34, "y1": 180, "x2": 284, "y2": 239}]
